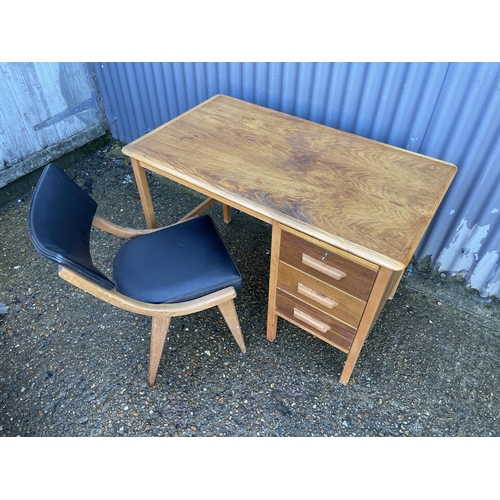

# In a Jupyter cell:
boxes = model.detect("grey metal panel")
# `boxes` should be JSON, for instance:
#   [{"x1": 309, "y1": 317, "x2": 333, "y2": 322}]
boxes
[
  {"x1": 416, "y1": 63, "x2": 500, "y2": 298},
  {"x1": 0, "y1": 62, "x2": 106, "y2": 187},
  {"x1": 92, "y1": 61, "x2": 500, "y2": 298}
]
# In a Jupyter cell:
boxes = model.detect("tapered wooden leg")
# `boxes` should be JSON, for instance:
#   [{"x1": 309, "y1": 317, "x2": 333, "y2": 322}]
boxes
[
  {"x1": 388, "y1": 269, "x2": 405, "y2": 300},
  {"x1": 148, "y1": 316, "x2": 171, "y2": 386},
  {"x1": 340, "y1": 267, "x2": 393, "y2": 385},
  {"x1": 218, "y1": 300, "x2": 246, "y2": 353},
  {"x1": 266, "y1": 221, "x2": 282, "y2": 341},
  {"x1": 223, "y1": 204, "x2": 232, "y2": 224},
  {"x1": 131, "y1": 158, "x2": 157, "y2": 229}
]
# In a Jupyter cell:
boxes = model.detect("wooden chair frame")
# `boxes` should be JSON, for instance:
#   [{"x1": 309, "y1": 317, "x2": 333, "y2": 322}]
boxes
[{"x1": 58, "y1": 213, "x2": 246, "y2": 386}]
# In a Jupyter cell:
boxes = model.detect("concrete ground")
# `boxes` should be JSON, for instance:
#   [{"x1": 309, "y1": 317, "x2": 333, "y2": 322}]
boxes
[{"x1": 1, "y1": 137, "x2": 499, "y2": 437}]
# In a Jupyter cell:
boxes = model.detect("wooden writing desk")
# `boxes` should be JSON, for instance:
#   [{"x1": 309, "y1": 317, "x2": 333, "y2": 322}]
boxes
[{"x1": 122, "y1": 94, "x2": 457, "y2": 384}]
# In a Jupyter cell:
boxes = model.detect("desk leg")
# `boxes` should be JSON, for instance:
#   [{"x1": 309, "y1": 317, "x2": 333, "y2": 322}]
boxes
[
  {"x1": 266, "y1": 222, "x2": 282, "y2": 341},
  {"x1": 131, "y1": 158, "x2": 157, "y2": 229},
  {"x1": 223, "y1": 204, "x2": 232, "y2": 224},
  {"x1": 388, "y1": 269, "x2": 405, "y2": 299},
  {"x1": 340, "y1": 267, "x2": 393, "y2": 385}
]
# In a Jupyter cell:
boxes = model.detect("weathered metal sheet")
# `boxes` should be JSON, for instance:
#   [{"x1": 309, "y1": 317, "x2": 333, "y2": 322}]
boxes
[
  {"x1": 416, "y1": 63, "x2": 500, "y2": 298},
  {"x1": 92, "y1": 62, "x2": 500, "y2": 298},
  {"x1": 0, "y1": 62, "x2": 106, "y2": 187}
]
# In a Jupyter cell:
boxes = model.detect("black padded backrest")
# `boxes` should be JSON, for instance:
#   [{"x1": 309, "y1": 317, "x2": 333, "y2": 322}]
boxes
[{"x1": 28, "y1": 164, "x2": 115, "y2": 290}]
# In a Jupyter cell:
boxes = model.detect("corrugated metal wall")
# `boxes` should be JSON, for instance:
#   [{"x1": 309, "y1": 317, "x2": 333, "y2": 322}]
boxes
[
  {"x1": 417, "y1": 63, "x2": 500, "y2": 298},
  {"x1": 0, "y1": 62, "x2": 106, "y2": 187},
  {"x1": 92, "y1": 62, "x2": 500, "y2": 299}
]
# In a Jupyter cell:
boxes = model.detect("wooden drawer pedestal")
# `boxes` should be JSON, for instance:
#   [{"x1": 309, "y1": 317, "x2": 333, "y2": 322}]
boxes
[{"x1": 267, "y1": 223, "x2": 403, "y2": 385}]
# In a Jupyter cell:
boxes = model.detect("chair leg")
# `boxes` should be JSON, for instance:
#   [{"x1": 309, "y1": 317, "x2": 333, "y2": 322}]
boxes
[
  {"x1": 218, "y1": 300, "x2": 246, "y2": 353},
  {"x1": 148, "y1": 315, "x2": 171, "y2": 386}
]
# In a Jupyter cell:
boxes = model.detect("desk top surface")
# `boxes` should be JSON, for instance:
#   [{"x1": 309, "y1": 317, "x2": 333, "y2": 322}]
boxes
[{"x1": 123, "y1": 94, "x2": 457, "y2": 270}]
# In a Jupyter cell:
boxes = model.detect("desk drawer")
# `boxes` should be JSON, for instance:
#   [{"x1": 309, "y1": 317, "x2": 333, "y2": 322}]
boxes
[
  {"x1": 279, "y1": 230, "x2": 378, "y2": 301},
  {"x1": 275, "y1": 289, "x2": 356, "y2": 352},
  {"x1": 277, "y1": 261, "x2": 365, "y2": 328}
]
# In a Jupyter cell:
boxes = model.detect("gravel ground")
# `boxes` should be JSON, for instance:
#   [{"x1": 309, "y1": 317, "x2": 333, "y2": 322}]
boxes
[{"x1": 1, "y1": 138, "x2": 499, "y2": 439}]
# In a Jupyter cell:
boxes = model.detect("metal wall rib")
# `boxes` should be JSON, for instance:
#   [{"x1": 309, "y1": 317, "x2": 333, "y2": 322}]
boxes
[{"x1": 92, "y1": 62, "x2": 500, "y2": 299}]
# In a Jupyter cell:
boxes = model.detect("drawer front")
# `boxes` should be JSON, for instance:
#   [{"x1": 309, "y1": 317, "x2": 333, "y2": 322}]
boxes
[
  {"x1": 275, "y1": 289, "x2": 357, "y2": 352},
  {"x1": 280, "y1": 230, "x2": 378, "y2": 301},
  {"x1": 277, "y1": 261, "x2": 366, "y2": 328}
]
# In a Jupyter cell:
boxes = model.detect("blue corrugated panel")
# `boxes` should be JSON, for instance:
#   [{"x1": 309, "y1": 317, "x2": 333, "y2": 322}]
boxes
[
  {"x1": 94, "y1": 62, "x2": 450, "y2": 148},
  {"x1": 92, "y1": 62, "x2": 500, "y2": 298},
  {"x1": 416, "y1": 63, "x2": 500, "y2": 297}
]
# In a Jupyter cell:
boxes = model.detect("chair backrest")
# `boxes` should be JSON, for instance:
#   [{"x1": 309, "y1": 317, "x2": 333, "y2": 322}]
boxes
[{"x1": 28, "y1": 163, "x2": 115, "y2": 290}]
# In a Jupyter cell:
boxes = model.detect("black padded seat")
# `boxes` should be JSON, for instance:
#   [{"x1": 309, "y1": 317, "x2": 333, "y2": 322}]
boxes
[{"x1": 113, "y1": 215, "x2": 242, "y2": 304}]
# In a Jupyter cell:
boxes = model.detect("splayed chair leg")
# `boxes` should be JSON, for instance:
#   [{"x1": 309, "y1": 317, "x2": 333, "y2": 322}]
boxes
[
  {"x1": 148, "y1": 316, "x2": 171, "y2": 386},
  {"x1": 218, "y1": 300, "x2": 246, "y2": 353}
]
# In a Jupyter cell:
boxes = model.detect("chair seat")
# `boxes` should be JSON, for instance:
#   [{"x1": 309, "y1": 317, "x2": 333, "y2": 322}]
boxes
[{"x1": 113, "y1": 215, "x2": 242, "y2": 304}]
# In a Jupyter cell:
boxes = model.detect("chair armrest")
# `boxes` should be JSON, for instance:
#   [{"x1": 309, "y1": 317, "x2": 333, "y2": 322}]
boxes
[{"x1": 92, "y1": 214, "x2": 162, "y2": 239}]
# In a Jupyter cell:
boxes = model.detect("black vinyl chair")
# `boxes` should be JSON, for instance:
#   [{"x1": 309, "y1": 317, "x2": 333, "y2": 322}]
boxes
[{"x1": 28, "y1": 163, "x2": 246, "y2": 386}]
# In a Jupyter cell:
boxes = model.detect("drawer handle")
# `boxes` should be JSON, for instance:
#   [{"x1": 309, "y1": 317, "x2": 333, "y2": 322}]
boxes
[
  {"x1": 293, "y1": 308, "x2": 331, "y2": 333},
  {"x1": 298, "y1": 283, "x2": 338, "y2": 309},
  {"x1": 302, "y1": 254, "x2": 346, "y2": 280}
]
